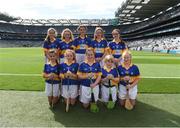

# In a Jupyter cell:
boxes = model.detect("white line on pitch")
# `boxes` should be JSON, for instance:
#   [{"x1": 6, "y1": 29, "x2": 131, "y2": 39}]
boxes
[
  {"x1": 0, "y1": 73, "x2": 41, "y2": 76},
  {"x1": 0, "y1": 73, "x2": 179, "y2": 79}
]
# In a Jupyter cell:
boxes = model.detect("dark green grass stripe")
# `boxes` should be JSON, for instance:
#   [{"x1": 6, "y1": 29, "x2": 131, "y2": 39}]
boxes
[
  {"x1": 0, "y1": 76, "x2": 180, "y2": 93},
  {"x1": 138, "y1": 78, "x2": 180, "y2": 93},
  {"x1": 133, "y1": 58, "x2": 180, "y2": 64}
]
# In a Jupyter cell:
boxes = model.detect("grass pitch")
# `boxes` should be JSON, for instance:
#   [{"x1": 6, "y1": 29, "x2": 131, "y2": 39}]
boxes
[
  {"x1": 0, "y1": 48, "x2": 180, "y2": 93},
  {"x1": 0, "y1": 48, "x2": 180, "y2": 127},
  {"x1": 0, "y1": 91, "x2": 180, "y2": 127}
]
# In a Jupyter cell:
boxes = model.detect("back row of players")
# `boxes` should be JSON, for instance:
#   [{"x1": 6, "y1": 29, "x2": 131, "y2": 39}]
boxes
[{"x1": 42, "y1": 25, "x2": 140, "y2": 112}]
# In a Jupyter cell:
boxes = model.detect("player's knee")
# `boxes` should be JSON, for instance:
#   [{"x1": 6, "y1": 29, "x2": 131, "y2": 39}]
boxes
[
  {"x1": 83, "y1": 103, "x2": 89, "y2": 108},
  {"x1": 120, "y1": 99, "x2": 125, "y2": 106}
]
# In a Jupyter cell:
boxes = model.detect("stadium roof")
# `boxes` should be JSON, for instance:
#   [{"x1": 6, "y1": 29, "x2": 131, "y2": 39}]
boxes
[
  {"x1": 115, "y1": 0, "x2": 180, "y2": 24},
  {"x1": 7, "y1": 19, "x2": 119, "y2": 26},
  {"x1": 1, "y1": 0, "x2": 179, "y2": 26}
]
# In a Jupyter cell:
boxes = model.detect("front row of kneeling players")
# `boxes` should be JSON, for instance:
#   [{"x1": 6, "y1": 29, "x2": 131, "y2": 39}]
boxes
[{"x1": 43, "y1": 48, "x2": 140, "y2": 112}]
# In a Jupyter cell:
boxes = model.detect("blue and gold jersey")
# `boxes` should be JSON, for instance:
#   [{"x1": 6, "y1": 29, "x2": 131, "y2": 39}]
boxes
[
  {"x1": 78, "y1": 62, "x2": 102, "y2": 87},
  {"x1": 58, "y1": 41, "x2": 75, "y2": 58},
  {"x1": 90, "y1": 39, "x2": 107, "y2": 58},
  {"x1": 74, "y1": 36, "x2": 91, "y2": 54},
  {"x1": 108, "y1": 41, "x2": 127, "y2": 59},
  {"x1": 101, "y1": 67, "x2": 119, "y2": 86},
  {"x1": 43, "y1": 63, "x2": 60, "y2": 84},
  {"x1": 117, "y1": 64, "x2": 140, "y2": 86},
  {"x1": 43, "y1": 38, "x2": 60, "y2": 52},
  {"x1": 59, "y1": 62, "x2": 79, "y2": 85}
]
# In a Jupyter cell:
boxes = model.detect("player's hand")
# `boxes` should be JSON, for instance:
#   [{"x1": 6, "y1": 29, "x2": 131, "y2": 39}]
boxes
[
  {"x1": 90, "y1": 83, "x2": 96, "y2": 88},
  {"x1": 124, "y1": 76, "x2": 130, "y2": 82},
  {"x1": 48, "y1": 73, "x2": 54, "y2": 80},
  {"x1": 88, "y1": 73, "x2": 94, "y2": 79},
  {"x1": 126, "y1": 84, "x2": 132, "y2": 89},
  {"x1": 102, "y1": 77, "x2": 108, "y2": 82},
  {"x1": 67, "y1": 70, "x2": 73, "y2": 78},
  {"x1": 64, "y1": 73, "x2": 70, "y2": 78},
  {"x1": 96, "y1": 57, "x2": 102, "y2": 62},
  {"x1": 107, "y1": 74, "x2": 114, "y2": 80},
  {"x1": 113, "y1": 58, "x2": 119, "y2": 63}
]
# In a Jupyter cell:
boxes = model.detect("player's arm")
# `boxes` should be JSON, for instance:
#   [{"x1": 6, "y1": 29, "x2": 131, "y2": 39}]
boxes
[
  {"x1": 69, "y1": 73, "x2": 78, "y2": 79},
  {"x1": 111, "y1": 77, "x2": 120, "y2": 84},
  {"x1": 77, "y1": 72, "x2": 89, "y2": 79},
  {"x1": 128, "y1": 76, "x2": 140, "y2": 88},
  {"x1": 91, "y1": 74, "x2": 101, "y2": 88}
]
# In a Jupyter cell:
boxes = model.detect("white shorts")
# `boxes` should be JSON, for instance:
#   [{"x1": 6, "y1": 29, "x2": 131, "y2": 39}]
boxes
[
  {"x1": 61, "y1": 85, "x2": 78, "y2": 99},
  {"x1": 101, "y1": 85, "x2": 117, "y2": 102},
  {"x1": 80, "y1": 85, "x2": 99, "y2": 104},
  {"x1": 118, "y1": 84, "x2": 137, "y2": 100},
  {"x1": 45, "y1": 83, "x2": 60, "y2": 97},
  {"x1": 76, "y1": 53, "x2": 85, "y2": 64}
]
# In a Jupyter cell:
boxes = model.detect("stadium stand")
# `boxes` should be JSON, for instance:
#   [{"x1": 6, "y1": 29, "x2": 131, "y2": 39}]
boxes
[{"x1": 0, "y1": 0, "x2": 179, "y2": 52}]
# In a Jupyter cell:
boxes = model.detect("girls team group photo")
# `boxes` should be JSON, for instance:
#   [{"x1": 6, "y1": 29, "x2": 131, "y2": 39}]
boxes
[{"x1": 43, "y1": 25, "x2": 141, "y2": 113}]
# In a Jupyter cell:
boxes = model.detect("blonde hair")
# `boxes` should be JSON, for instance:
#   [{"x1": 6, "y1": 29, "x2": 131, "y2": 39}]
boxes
[
  {"x1": 85, "y1": 48, "x2": 95, "y2": 62},
  {"x1": 103, "y1": 55, "x2": 114, "y2": 63},
  {"x1": 44, "y1": 28, "x2": 57, "y2": 41},
  {"x1": 85, "y1": 47, "x2": 95, "y2": 56},
  {"x1": 61, "y1": 28, "x2": 74, "y2": 41},
  {"x1": 122, "y1": 50, "x2": 132, "y2": 59},
  {"x1": 93, "y1": 27, "x2": 105, "y2": 40},
  {"x1": 64, "y1": 49, "x2": 76, "y2": 63}
]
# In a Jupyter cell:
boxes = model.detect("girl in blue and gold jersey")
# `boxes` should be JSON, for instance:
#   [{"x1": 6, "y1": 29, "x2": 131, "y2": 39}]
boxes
[
  {"x1": 43, "y1": 50, "x2": 60, "y2": 108},
  {"x1": 107, "y1": 29, "x2": 127, "y2": 66},
  {"x1": 59, "y1": 28, "x2": 76, "y2": 63},
  {"x1": 43, "y1": 28, "x2": 60, "y2": 63},
  {"x1": 77, "y1": 48, "x2": 102, "y2": 111},
  {"x1": 101, "y1": 55, "x2": 119, "y2": 109},
  {"x1": 117, "y1": 50, "x2": 140, "y2": 108},
  {"x1": 74, "y1": 25, "x2": 92, "y2": 64},
  {"x1": 59, "y1": 49, "x2": 79, "y2": 106},
  {"x1": 90, "y1": 27, "x2": 108, "y2": 67}
]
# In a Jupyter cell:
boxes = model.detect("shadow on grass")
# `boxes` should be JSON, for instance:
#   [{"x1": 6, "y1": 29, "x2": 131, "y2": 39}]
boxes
[{"x1": 51, "y1": 101, "x2": 180, "y2": 127}]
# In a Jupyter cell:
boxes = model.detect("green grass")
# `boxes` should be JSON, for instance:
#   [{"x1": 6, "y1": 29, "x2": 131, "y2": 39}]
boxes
[
  {"x1": 0, "y1": 48, "x2": 180, "y2": 93},
  {"x1": 0, "y1": 91, "x2": 180, "y2": 127},
  {"x1": 0, "y1": 48, "x2": 180, "y2": 127}
]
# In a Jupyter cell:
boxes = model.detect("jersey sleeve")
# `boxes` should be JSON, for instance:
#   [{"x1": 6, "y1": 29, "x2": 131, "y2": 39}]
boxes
[{"x1": 43, "y1": 41, "x2": 48, "y2": 48}]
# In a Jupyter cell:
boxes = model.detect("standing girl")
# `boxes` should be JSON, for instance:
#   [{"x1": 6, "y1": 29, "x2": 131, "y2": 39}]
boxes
[
  {"x1": 59, "y1": 28, "x2": 75, "y2": 63},
  {"x1": 107, "y1": 29, "x2": 127, "y2": 66},
  {"x1": 74, "y1": 25, "x2": 92, "y2": 64},
  {"x1": 90, "y1": 27, "x2": 108, "y2": 67},
  {"x1": 43, "y1": 28, "x2": 60, "y2": 63}
]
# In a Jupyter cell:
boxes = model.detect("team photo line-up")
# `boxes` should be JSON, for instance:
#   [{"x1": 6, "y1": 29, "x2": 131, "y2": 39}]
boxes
[{"x1": 42, "y1": 25, "x2": 141, "y2": 113}]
